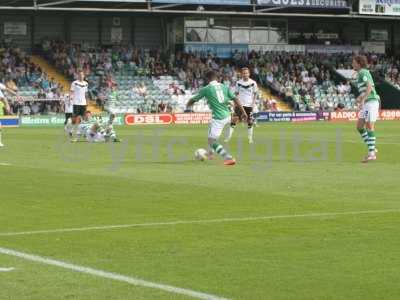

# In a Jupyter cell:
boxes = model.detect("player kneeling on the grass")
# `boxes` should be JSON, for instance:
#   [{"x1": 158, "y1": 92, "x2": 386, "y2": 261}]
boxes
[
  {"x1": 86, "y1": 123, "x2": 106, "y2": 143},
  {"x1": 100, "y1": 114, "x2": 121, "y2": 143},
  {"x1": 74, "y1": 111, "x2": 95, "y2": 142},
  {"x1": 186, "y1": 70, "x2": 248, "y2": 166},
  {"x1": 352, "y1": 55, "x2": 380, "y2": 163},
  {"x1": 225, "y1": 67, "x2": 258, "y2": 144}
]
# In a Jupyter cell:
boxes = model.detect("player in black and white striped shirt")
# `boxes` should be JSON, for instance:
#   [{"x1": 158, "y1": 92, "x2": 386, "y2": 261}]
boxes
[{"x1": 225, "y1": 67, "x2": 258, "y2": 144}]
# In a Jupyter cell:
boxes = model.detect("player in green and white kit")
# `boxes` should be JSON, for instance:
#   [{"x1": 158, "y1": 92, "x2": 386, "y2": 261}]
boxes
[
  {"x1": 99, "y1": 114, "x2": 121, "y2": 143},
  {"x1": 352, "y1": 55, "x2": 380, "y2": 162},
  {"x1": 73, "y1": 111, "x2": 97, "y2": 142},
  {"x1": 186, "y1": 71, "x2": 248, "y2": 165}
]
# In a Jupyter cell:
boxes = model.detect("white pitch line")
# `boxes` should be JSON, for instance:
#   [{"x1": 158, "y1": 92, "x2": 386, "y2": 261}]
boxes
[
  {"x1": 0, "y1": 162, "x2": 12, "y2": 166},
  {"x1": 0, "y1": 267, "x2": 15, "y2": 272},
  {"x1": 0, "y1": 247, "x2": 228, "y2": 300},
  {"x1": 1, "y1": 209, "x2": 399, "y2": 237}
]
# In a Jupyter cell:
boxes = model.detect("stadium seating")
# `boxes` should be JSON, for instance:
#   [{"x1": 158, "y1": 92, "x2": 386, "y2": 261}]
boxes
[{"x1": 91, "y1": 74, "x2": 195, "y2": 114}]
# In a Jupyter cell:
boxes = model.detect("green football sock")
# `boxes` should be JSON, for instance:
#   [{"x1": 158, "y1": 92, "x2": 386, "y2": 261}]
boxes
[
  {"x1": 358, "y1": 128, "x2": 368, "y2": 145},
  {"x1": 211, "y1": 143, "x2": 232, "y2": 160},
  {"x1": 367, "y1": 130, "x2": 376, "y2": 154}
]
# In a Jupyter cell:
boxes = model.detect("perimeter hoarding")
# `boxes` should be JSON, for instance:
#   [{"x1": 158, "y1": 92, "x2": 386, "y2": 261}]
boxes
[
  {"x1": 19, "y1": 114, "x2": 125, "y2": 127},
  {"x1": 257, "y1": 0, "x2": 348, "y2": 8},
  {"x1": 359, "y1": 0, "x2": 400, "y2": 15},
  {"x1": 153, "y1": 0, "x2": 250, "y2": 4},
  {"x1": 184, "y1": 44, "x2": 249, "y2": 59},
  {"x1": 330, "y1": 110, "x2": 400, "y2": 121},
  {"x1": 0, "y1": 116, "x2": 19, "y2": 127}
]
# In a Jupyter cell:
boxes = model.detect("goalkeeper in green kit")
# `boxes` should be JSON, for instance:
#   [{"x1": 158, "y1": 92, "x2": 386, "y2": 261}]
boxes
[{"x1": 186, "y1": 71, "x2": 248, "y2": 166}]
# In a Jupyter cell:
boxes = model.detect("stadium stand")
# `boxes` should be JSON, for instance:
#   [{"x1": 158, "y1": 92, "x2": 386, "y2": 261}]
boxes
[
  {"x1": 0, "y1": 47, "x2": 64, "y2": 115},
  {"x1": 254, "y1": 52, "x2": 358, "y2": 111},
  {"x1": 35, "y1": 41, "x2": 360, "y2": 113}
]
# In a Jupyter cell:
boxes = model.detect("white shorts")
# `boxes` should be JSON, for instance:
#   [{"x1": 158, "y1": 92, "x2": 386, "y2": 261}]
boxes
[
  {"x1": 360, "y1": 101, "x2": 379, "y2": 123},
  {"x1": 208, "y1": 117, "x2": 230, "y2": 140},
  {"x1": 86, "y1": 131, "x2": 105, "y2": 143}
]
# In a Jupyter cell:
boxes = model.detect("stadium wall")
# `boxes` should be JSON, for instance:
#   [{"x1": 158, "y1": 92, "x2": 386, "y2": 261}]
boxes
[
  {"x1": 0, "y1": 12, "x2": 399, "y2": 54},
  {"x1": 33, "y1": 16, "x2": 65, "y2": 44},
  {"x1": 0, "y1": 14, "x2": 32, "y2": 50}
]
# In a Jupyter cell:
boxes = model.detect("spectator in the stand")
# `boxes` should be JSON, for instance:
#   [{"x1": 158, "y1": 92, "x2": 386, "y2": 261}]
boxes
[
  {"x1": 136, "y1": 82, "x2": 147, "y2": 98},
  {"x1": 46, "y1": 89, "x2": 55, "y2": 100},
  {"x1": 158, "y1": 101, "x2": 166, "y2": 113},
  {"x1": 270, "y1": 99, "x2": 279, "y2": 111},
  {"x1": 335, "y1": 103, "x2": 345, "y2": 112},
  {"x1": 37, "y1": 88, "x2": 46, "y2": 99},
  {"x1": 31, "y1": 102, "x2": 40, "y2": 115},
  {"x1": 166, "y1": 102, "x2": 173, "y2": 113},
  {"x1": 178, "y1": 68, "x2": 187, "y2": 83},
  {"x1": 97, "y1": 87, "x2": 107, "y2": 109},
  {"x1": 337, "y1": 81, "x2": 347, "y2": 94},
  {"x1": 105, "y1": 75, "x2": 117, "y2": 89},
  {"x1": 150, "y1": 101, "x2": 157, "y2": 113},
  {"x1": 22, "y1": 103, "x2": 31, "y2": 115}
]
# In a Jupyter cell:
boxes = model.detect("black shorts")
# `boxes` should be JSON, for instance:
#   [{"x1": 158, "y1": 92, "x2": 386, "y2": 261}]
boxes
[
  {"x1": 65, "y1": 113, "x2": 73, "y2": 119},
  {"x1": 234, "y1": 106, "x2": 253, "y2": 123},
  {"x1": 73, "y1": 105, "x2": 87, "y2": 117}
]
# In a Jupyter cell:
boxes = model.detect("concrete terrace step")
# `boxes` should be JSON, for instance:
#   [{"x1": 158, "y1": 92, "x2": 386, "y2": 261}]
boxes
[{"x1": 30, "y1": 55, "x2": 102, "y2": 113}]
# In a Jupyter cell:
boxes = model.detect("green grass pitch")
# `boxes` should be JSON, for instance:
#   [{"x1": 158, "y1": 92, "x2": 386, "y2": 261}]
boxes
[{"x1": 0, "y1": 121, "x2": 400, "y2": 300}]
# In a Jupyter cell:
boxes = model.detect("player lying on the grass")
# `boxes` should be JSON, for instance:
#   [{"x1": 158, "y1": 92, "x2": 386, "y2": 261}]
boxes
[
  {"x1": 352, "y1": 55, "x2": 380, "y2": 163},
  {"x1": 97, "y1": 114, "x2": 121, "y2": 143},
  {"x1": 0, "y1": 82, "x2": 18, "y2": 147},
  {"x1": 186, "y1": 70, "x2": 248, "y2": 166},
  {"x1": 225, "y1": 67, "x2": 258, "y2": 144},
  {"x1": 73, "y1": 111, "x2": 120, "y2": 143}
]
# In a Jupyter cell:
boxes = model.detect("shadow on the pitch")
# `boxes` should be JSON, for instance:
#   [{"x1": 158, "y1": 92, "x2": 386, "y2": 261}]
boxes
[{"x1": 131, "y1": 159, "x2": 198, "y2": 165}]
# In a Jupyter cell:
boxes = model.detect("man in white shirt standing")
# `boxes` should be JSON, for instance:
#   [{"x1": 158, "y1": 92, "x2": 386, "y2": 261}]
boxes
[
  {"x1": 70, "y1": 70, "x2": 88, "y2": 139},
  {"x1": 63, "y1": 93, "x2": 74, "y2": 138},
  {"x1": 225, "y1": 67, "x2": 258, "y2": 144}
]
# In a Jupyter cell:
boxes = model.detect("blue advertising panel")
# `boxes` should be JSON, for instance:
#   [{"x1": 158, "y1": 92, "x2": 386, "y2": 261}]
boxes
[
  {"x1": 184, "y1": 43, "x2": 248, "y2": 58},
  {"x1": 0, "y1": 116, "x2": 19, "y2": 127},
  {"x1": 255, "y1": 112, "x2": 319, "y2": 122}
]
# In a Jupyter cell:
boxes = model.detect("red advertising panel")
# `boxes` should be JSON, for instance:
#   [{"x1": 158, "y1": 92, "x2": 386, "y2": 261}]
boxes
[
  {"x1": 380, "y1": 110, "x2": 400, "y2": 120},
  {"x1": 125, "y1": 114, "x2": 173, "y2": 125},
  {"x1": 330, "y1": 110, "x2": 400, "y2": 121},
  {"x1": 329, "y1": 111, "x2": 361, "y2": 121}
]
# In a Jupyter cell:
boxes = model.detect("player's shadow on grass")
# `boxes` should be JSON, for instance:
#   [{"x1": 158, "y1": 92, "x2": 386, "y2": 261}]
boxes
[{"x1": 133, "y1": 159, "x2": 198, "y2": 165}]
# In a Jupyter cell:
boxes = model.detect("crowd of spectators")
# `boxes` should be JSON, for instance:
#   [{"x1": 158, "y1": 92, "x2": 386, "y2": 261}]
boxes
[
  {"x1": 238, "y1": 52, "x2": 354, "y2": 110},
  {"x1": 0, "y1": 47, "x2": 63, "y2": 115},
  {"x1": 369, "y1": 56, "x2": 400, "y2": 90},
  {"x1": 37, "y1": 40, "x2": 400, "y2": 113},
  {"x1": 40, "y1": 40, "x2": 243, "y2": 111}
]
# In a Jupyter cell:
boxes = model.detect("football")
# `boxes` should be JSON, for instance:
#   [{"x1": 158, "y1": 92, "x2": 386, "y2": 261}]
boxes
[{"x1": 194, "y1": 148, "x2": 208, "y2": 161}]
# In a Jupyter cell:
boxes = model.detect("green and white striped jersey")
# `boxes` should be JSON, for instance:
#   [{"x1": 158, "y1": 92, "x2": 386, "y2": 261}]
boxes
[{"x1": 357, "y1": 69, "x2": 380, "y2": 102}]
